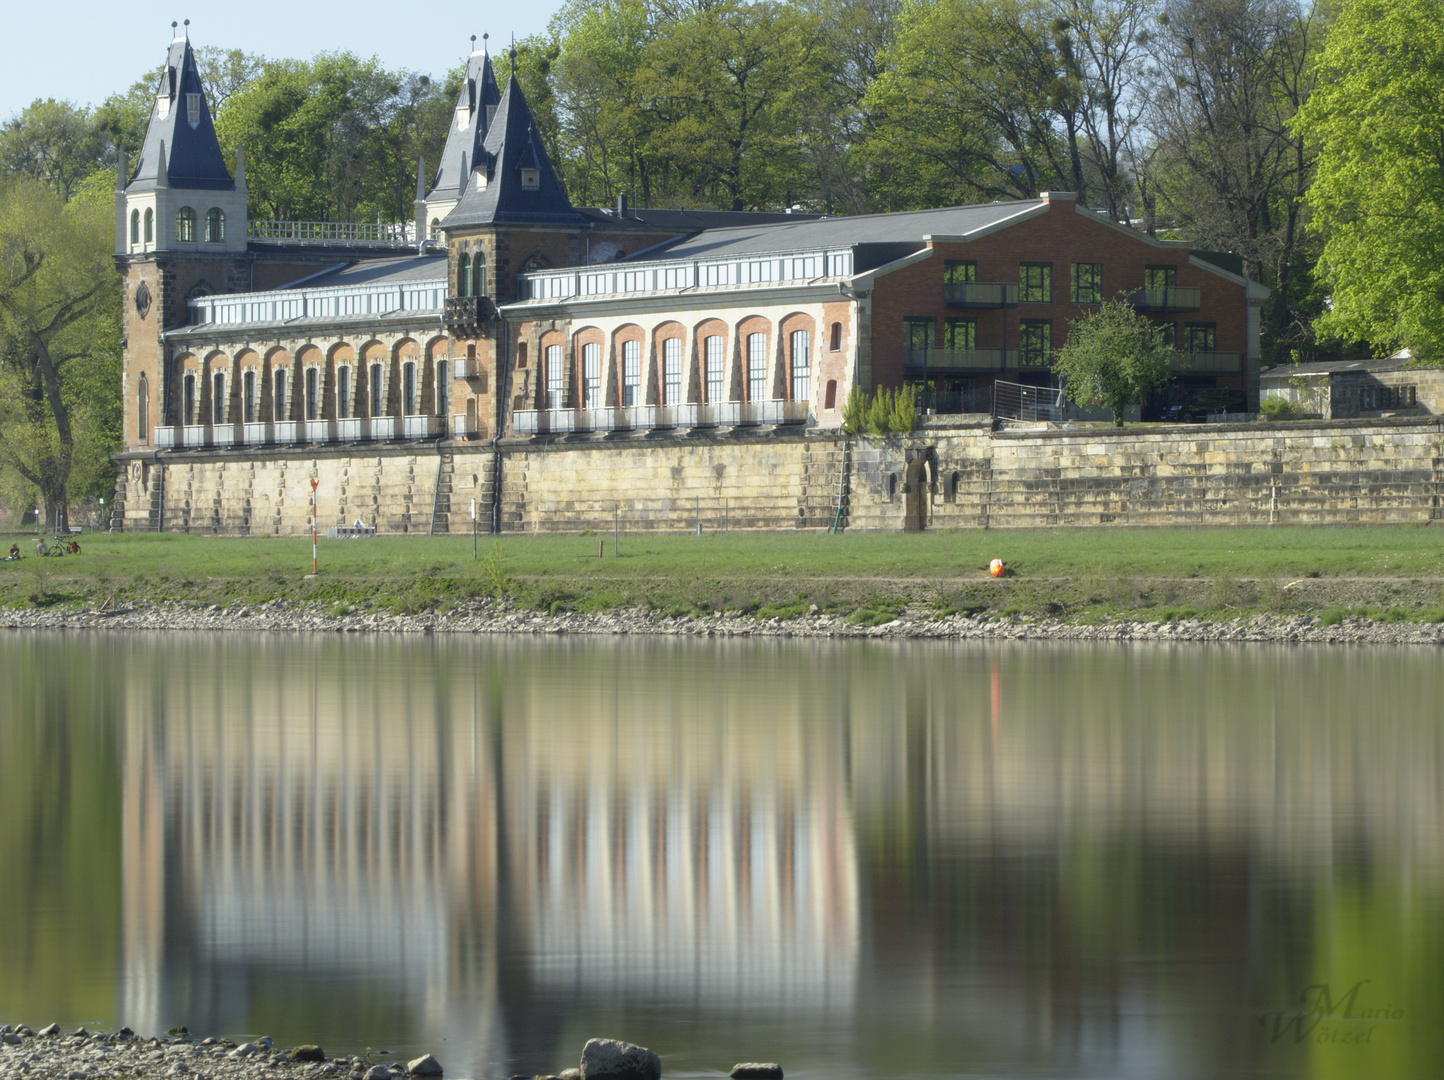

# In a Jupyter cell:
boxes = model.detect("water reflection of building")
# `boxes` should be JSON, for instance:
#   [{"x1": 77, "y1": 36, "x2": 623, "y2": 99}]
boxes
[{"x1": 120, "y1": 637, "x2": 859, "y2": 1074}]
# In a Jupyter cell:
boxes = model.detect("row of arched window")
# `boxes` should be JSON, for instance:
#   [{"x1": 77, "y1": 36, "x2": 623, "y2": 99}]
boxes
[
  {"x1": 456, "y1": 248, "x2": 487, "y2": 297},
  {"x1": 529, "y1": 317, "x2": 844, "y2": 412},
  {"x1": 174, "y1": 359, "x2": 448, "y2": 428},
  {"x1": 128, "y1": 206, "x2": 225, "y2": 246}
]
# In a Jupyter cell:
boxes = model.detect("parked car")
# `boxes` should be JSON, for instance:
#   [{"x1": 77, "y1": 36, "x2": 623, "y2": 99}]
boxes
[{"x1": 1164, "y1": 387, "x2": 1248, "y2": 423}]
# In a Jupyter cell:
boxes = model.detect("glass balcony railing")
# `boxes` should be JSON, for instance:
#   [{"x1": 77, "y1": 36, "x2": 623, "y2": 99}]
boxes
[
  {"x1": 943, "y1": 282, "x2": 1019, "y2": 308},
  {"x1": 904, "y1": 347, "x2": 1019, "y2": 373}
]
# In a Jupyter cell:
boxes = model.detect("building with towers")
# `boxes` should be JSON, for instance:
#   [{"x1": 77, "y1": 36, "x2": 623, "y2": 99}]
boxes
[{"x1": 111, "y1": 27, "x2": 1267, "y2": 535}]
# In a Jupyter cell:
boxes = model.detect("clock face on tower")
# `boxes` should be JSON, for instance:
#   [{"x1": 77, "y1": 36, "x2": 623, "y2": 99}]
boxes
[{"x1": 134, "y1": 281, "x2": 152, "y2": 320}]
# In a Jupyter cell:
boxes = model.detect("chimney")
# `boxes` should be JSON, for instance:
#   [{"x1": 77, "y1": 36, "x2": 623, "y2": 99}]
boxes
[{"x1": 616, "y1": 192, "x2": 628, "y2": 218}]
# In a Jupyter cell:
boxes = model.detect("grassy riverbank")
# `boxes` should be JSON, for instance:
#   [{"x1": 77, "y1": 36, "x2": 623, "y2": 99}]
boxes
[{"x1": 3, "y1": 526, "x2": 1442, "y2": 625}]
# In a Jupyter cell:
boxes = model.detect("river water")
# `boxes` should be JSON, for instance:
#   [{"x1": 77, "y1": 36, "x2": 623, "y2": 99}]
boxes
[{"x1": 1, "y1": 632, "x2": 1441, "y2": 1079}]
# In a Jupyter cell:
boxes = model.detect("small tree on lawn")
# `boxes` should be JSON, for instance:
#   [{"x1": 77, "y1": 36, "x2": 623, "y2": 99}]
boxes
[{"x1": 1053, "y1": 298, "x2": 1177, "y2": 426}]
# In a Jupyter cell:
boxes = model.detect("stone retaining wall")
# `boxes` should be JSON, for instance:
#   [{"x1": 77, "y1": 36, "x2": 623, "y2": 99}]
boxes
[{"x1": 112, "y1": 417, "x2": 1444, "y2": 535}]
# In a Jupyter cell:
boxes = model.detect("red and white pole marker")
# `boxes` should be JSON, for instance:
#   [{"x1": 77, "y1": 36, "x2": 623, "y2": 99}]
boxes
[{"x1": 310, "y1": 478, "x2": 319, "y2": 574}]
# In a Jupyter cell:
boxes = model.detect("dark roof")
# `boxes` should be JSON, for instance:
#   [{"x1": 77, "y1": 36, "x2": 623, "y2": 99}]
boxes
[
  {"x1": 628, "y1": 200, "x2": 1047, "y2": 262},
  {"x1": 428, "y1": 48, "x2": 502, "y2": 198},
  {"x1": 279, "y1": 254, "x2": 448, "y2": 290},
  {"x1": 575, "y1": 207, "x2": 831, "y2": 230},
  {"x1": 126, "y1": 35, "x2": 234, "y2": 193},
  {"x1": 441, "y1": 75, "x2": 587, "y2": 228}
]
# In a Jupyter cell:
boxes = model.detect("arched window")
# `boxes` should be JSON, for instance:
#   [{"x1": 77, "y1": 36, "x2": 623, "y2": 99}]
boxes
[
  {"x1": 790, "y1": 329, "x2": 811, "y2": 403},
  {"x1": 472, "y1": 251, "x2": 486, "y2": 296},
  {"x1": 662, "y1": 338, "x2": 682, "y2": 405},
  {"x1": 403, "y1": 362, "x2": 417, "y2": 415},
  {"x1": 830, "y1": 322, "x2": 842, "y2": 351},
  {"x1": 581, "y1": 343, "x2": 601, "y2": 408},
  {"x1": 205, "y1": 208, "x2": 225, "y2": 243},
  {"x1": 370, "y1": 362, "x2": 384, "y2": 416},
  {"x1": 747, "y1": 332, "x2": 766, "y2": 402},
  {"x1": 274, "y1": 370, "x2": 288, "y2": 421},
  {"x1": 436, "y1": 360, "x2": 449, "y2": 415},
  {"x1": 429, "y1": 217, "x2": 440, "y2": 239},
  {"x1": 457, "y1": 254, "x2": 471, "y2": 297},
  {"x1": 183, "y1": 373, "x2": 196, "y2": 426},
  {"x1": 704, "y1": 335, "x2": 724, "y2": 403},
  {"x1": 545, "y1": 344, "x2": 563, "y2": 409},
  {"x1": 212, "y1": 372, "x2": 225, "y2": 424},
  {"x1": 824, "y1": 379, "x2": 838, "y2": 411},
  {"x1": 338, "y1": 366, "x2": 351, "y2": 419},
  {"x1": 306, "y1": 367, "x2": 319, "y2": 421},
  {"x1": 243, "y1": 371, "x2": 257, "y2": 423},
  {"x1": 621, "y1": 340, "x2": 640, "y2": 406},
  {"x1": 176, "y1": 206, "x2": 195, "y2": 242},
  {"x1": 130, "y1": 210, "x2": 140, "y2": 246},
  {"x1": 138, "y1": 373, "x2": 150, "y2": 444},
  {"x1": 143, "y1": 208, "x2": 153, "y2": 244}
]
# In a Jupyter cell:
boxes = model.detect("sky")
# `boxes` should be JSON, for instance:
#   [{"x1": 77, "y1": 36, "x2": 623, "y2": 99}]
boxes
[{"x1": 0, "y1": 1, "x2": 567, "y2": 119}]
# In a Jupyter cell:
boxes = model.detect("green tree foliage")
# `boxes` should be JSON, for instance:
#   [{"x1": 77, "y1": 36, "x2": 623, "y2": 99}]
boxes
[
  {"x1": 1053, "y1": 298, "x2": 1176, "y2": 425},
  {"x1": 841, "y1": 382, "x2": 867, "y2": 434},
  {"x1": 0, "y1": 176, "x2": 120, "y2": 529},
  {"x1": 0, "y1": 100, "x2": 110, "y2": 200},
  {"x1": 1294, "y1": 0, "x2": 1444, "y2": 363},
  {"x1": 215, "y1": 53, "x2": 449, "y2": 224}
]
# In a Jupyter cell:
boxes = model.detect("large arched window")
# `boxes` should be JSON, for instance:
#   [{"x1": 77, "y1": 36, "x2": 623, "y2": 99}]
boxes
[
  {"x1": 243, "y1": 371, "x2": 257, "y2": 423},
  {"x1": 370, "y1": 362, "x2": 384, "y2": 416},
  {"x1": 212, "y1": 372, "x2": 226, "y2": 424},
  {"x1": 621, "y1": 340, "x2": 640, "y2": 406},
  {"x1": 436, "y1": 360, "x2": 449, "y2": 415},
  {"x1": 545, "y1": 345, "x2": 563, "y2": 409},
  {"x1": 581, "y1": 343, "x2": 601, "y2": 408},
  {"x1": 403, "y1": 362, "x2": 417, "y2": 415},
  {"x1": 183, "y1": 373, "x2": 197, "y2": 426},
  {"x1": 747, "y1": 332, "x2": 767, "y2": 402},
  {"x1": 790, "y1": 329, "x2": 811, "y2": 403},
  {"x1": 306, "y1": 368, "x2": 320, "y2": 421},
  {"x1": 138, "y1": 373, "x2": 150, "y2": 444},
  {"x1": 457, "y1": 254, "x2": 471, "y2": 297},
  {"x1": 130, "y1": 210, "x2": 140, "y2": 246},
  {"x1": 176, "y1": 206, "x2": 196, "y2": 242},
  {"x1": 205, "y1": 208, "x2": 225, "y2": 243},
  {"x1": 704, "y1": 335, "x2": 724, "y2": 403},
  {"x1": 274, "y1": 369, "x2": 288, "y2": 421},
  {"x1": 471, "y1": 251, "x2": 486, "y2": 296},
  {"x1": 338, "y1": 366, "x2": 351, "y2": 419},
  {"x1": 662, "y1": 338, "x2": 682, "y2": 405},
  {"x1": 143, "y1": 208, "x2": 154, "y2": 244}
]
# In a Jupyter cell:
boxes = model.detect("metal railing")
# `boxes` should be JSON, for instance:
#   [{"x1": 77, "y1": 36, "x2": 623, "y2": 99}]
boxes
[
  {"x1": 514, "y1": 400, "x2": 809, "y2": 435},
  {"x1": 993, "y1": 380, "x2": 1067, "y2": 422},
  {"x1": 944, "y1": 282, "x2": 1019, "y2": 308},
  {"x1": 1128, "y1": 286, "x2": 1202, "y2": 312},
  {"x1": 1172, "y1": 350, "x2": 1241, "y2": 373},
  {"x1": 904, "y1": 347, "x2": 1019, "y2": 373},
  {"x1": 248, "y1": 220, "x2": 417, "y2": 246},
  {"x1": 444, "y1": 295, "x2": 496, "y2": 328}
]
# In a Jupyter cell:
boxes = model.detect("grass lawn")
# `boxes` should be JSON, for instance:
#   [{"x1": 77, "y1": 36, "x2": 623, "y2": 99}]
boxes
[{"x1": 2, "y1": 525, "x2": 1441, "y2": 623}]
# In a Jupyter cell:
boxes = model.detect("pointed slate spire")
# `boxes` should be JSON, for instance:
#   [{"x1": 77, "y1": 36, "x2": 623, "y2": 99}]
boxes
[
  {"x1": 442, "y1": 73, "x2": 584, "y2": 227},
  {"x1": 428, "y1": 35, "x2": 503, "y2": 199},
  {"x1": 126, "y1": 28, "x2": 233, "y2": 193}
]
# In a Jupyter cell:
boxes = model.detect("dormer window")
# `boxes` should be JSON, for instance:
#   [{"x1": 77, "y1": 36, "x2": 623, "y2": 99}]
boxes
[
  {"x1": 186, "y1": 93, "x2": 200, "y2": 126},
  {"x1": 521, "y1": 168, "x2": 539, "y2": 190},
  {"x1": 486, "y1": 105, "x2": 496, "y2": 128}
]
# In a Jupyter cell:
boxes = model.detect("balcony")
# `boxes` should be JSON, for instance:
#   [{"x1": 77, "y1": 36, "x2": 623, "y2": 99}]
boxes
[
  {"x1": 243, "y1": 422, "x2": 272, "y2": 445},
  {"x1": 274, "y1": 420, "x2": 299, "y2": 443},
  {"x1": 904, "y1": 347, "x2": 1019, "y2": 374},
  {"x1": 1129, "y1": 286, "x2": 1202, "y2": 313},
  {"x1": 337, "y1": 418, "x2": 368, "y2": 442},
  {"x1": 944, "y1": 282, "x2": 1019, "y2": 308},
  {"x1": 213, "y1": 423, "x2": 238, "y2": 447},
  {"x1": 183, "y1": 424, "x2": 209, "y2": 447},
  {"x1": 404, "y1": 415, "x2": 441, "y2": 439},
  {"x1": 370, "y1": 416, "x2": 399, "y2": 440},
  {"x1": 154, "y1": 426, "x2": 178, "y2": 448},
  {"x1": 305, "y1": 419, "x2": 335, "y2": 443},
  {"x1": 515, "y1": 401, "x2": 808, "y2": 435},
  {"x1": 444, "y1": 295, "x2": 496, "y2": 330},
  {"x1": 1172, "y1": 350, "x2": 1241, "y2": 374}
]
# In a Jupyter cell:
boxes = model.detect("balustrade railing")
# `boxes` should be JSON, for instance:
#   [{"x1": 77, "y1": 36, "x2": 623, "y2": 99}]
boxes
[{"x1": 248, "y1": 220, "x2": 416, "y2": 246}]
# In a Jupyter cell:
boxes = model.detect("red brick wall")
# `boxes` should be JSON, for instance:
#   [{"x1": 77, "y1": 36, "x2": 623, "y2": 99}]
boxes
[{"x1": 869, "y1": 201, "x2": 1249, "y2": 391}]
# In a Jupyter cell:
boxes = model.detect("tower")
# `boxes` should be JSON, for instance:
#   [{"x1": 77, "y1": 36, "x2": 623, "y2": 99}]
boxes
[
  {"x1": 116, "y1": 23, "x2": 248, "y2": 449},
  {"x1": 422, "y1": 36, "x2": 503, "y2": 233}
]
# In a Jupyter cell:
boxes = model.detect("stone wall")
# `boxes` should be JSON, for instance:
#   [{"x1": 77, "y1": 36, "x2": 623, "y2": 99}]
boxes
[{"x1": 112, "y1": 416, "x2": 1444, "y2": 536}]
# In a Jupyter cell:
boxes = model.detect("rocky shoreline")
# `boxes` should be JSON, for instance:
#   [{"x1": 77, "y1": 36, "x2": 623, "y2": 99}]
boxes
[
  {"x1": 2, "y1": 597, "x2": 1442, "y2": 646},
  {"x1": 0, "y1": 1024, "x2": 444, "y2": 1080}
]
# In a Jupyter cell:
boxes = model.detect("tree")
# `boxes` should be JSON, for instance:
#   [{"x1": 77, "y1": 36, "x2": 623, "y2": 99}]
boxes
[
  {"x1": 1294, "y1": 0, "x2": 1444, "y2": 363},
  {"x1": 1053, "y1": 298, "x2": 1176, "y2": 425},
  {"x1": 0, "y1": 100, "x2": 109, "y2": 199},
  {"x1": 0, "y1": 176, "x2": 119, "y2": 530}
]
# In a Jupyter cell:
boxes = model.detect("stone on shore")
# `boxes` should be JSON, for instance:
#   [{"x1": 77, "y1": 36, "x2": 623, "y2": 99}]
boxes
[
  {"x1": 559, "y1": 1068, "x2": 583, "y2": 1080},
  {"x1": 408, "y1": 1053, "x2": 445, "y2": 1077},
  {"x1": 581, "y1": 1038, "x2": 662, "y2": 1080},
  {"x1": 731, "y1": 1065, "x2": 783, "y2": 1080},
  {"x1": 39, "y1": 1023, "x2": 61, "y2": 1036},
  {"x1": 291, "y1": 1044, "x2": 327, "y2": 1062}
]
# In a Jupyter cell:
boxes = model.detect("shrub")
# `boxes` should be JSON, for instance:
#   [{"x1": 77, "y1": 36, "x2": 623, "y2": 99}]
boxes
[
  {"x1": 840, "y1": 384, "x2": 867, "y2": 435},
  {"x1": 1260, "y1": 397, "x2": 1297, "y2": 416}
]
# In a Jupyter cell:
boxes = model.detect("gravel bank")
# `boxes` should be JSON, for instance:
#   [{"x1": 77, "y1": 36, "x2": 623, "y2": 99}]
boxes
[
  {"x1": 0, "y1": 1024, "x2": 444, "y2": 1080},
  {"x1": 3, "y1": 598, "x2": 1442, "y2": 646}
]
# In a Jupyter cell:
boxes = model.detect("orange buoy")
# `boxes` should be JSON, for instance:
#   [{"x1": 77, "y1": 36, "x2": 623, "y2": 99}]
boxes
[{"x1": 989, "y1": 559, "x2": 1005, "y2": 578}]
